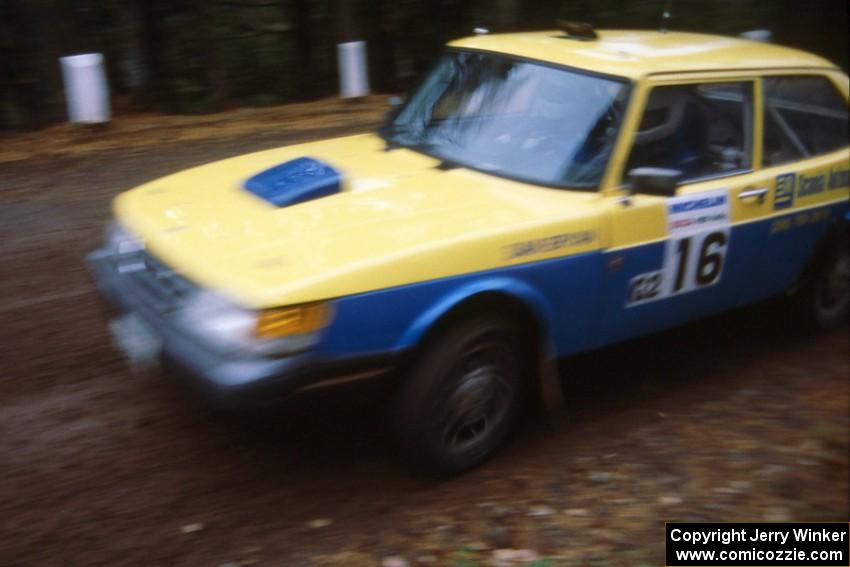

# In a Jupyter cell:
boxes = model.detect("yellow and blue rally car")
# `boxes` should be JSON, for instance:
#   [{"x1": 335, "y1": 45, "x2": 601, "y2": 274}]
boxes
[{"x1": 89, "y1": 27, "x2": 850, "y2": 474}]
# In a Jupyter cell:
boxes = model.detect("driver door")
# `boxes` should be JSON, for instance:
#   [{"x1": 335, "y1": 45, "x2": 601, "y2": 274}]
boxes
[{"x1": 596, "y1": 75, "x2": 773, "y2": 346}]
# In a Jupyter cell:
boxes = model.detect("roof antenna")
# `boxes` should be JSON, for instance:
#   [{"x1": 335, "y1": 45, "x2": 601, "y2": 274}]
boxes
[{"x1": 660, "y1": 0, "x2": 674, "y2": 33}]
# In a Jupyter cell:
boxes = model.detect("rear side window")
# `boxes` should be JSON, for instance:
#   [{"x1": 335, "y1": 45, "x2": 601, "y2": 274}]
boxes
[{"x1": 763, "y1": 76, "x2": 849, "y2": 167}]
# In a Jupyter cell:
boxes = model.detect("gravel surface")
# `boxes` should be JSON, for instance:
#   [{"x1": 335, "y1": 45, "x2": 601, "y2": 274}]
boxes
[{"x1": 1, "y1": 109, "x2": 847, "y2": 567}]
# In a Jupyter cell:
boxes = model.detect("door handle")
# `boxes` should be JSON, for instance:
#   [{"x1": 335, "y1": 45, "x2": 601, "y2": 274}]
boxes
[{"x1": 738, "y1": 187, "x2": 769, "y2": 204}]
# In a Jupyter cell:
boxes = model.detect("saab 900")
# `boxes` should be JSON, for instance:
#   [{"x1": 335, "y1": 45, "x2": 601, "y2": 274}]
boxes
[{"x1": 89, "y1": 26, "x2": 850, "y2": 474}]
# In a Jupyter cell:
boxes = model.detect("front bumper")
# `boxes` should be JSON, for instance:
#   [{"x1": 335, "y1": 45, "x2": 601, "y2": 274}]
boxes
[{"x1": 86, "y1": 248, "x2": 392, "y2": 410}]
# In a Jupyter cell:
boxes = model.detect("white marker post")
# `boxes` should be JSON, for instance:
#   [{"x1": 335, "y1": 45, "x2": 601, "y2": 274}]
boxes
[
  {"x1": 337, "y1": 41, "x2": 370, "y2": 99},
  {"x1": 740, "y1": 29, "x2": 772, "y2": 43},
  {"x1": 60, "y1": 53, "x2": 111, "y2": 124}
]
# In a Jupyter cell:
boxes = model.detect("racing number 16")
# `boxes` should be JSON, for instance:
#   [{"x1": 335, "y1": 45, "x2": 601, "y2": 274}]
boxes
[
  {"x1": 669, "y1": 230, "x2": 728, "y2": 294},
  {"x1": 626, "y1": 228, "x2": 730, "y2": 307}
]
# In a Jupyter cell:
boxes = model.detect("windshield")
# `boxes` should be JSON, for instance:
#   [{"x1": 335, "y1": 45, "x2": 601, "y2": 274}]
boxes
[{"x1": 382, "y1": 50, "x2": 630, "y2": 188}]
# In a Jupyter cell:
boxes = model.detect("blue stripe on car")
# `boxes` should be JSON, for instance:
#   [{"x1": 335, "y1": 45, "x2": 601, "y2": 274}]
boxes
[{"x1": 316, "y1": 201, "x2": 848, "y2": 361}]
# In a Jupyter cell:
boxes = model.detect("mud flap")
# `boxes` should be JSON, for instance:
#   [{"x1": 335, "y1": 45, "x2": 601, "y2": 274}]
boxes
[{"x1": 539, "y1": 351, "x2": 566, "y2": 429}]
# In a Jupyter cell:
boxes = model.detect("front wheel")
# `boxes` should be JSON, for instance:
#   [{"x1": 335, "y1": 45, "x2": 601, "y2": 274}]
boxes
[{"x1": 390, "y1": 316, "x2": 526, "y2": 476}]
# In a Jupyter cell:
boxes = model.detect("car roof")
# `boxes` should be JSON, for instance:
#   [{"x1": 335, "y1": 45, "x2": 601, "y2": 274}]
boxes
[{"x1": 449, "y1": 30, "x2": 837, "y2": 80}]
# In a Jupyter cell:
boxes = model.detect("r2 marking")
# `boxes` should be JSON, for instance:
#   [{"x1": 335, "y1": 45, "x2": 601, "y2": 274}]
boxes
[{"x1": 628, "y1": 270, "x2": 662, "y2": 304}]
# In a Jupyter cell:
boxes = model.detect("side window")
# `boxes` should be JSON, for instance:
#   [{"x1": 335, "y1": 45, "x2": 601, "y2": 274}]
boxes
[
  {"x1": 763, "y1": 102, "x2": 803, "y2": 165},
  {"x1": 625, "y1": 82, "x2": 753, "y2": 182},
  {"x1": 763, "y1": 76, "x2": 849, "y2": 167}
]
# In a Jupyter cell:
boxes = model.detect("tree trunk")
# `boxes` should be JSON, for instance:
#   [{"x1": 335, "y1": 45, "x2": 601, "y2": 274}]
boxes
[
  {"x1": 366, "y1": 0, "x2": 396, "y2": 92},
  {"x1": 29, "y1": 0, "x2": 72, "y2": 126},
  {"x1": 333, "y1": 0, "x2": 358, "y2": 43},
  {"x1": 290, "y1": 0, "x2": 316, "y2": 100},
  {"x1": 193, "y1": 0, "x2": 229, "y2": 109},
  {"x1": 137, "y1": 0, "x2": 168, "y2": 109}
]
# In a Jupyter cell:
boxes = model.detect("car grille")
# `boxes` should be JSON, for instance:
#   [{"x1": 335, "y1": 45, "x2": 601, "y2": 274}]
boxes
[{"x1": 111, "y1": 251, "x2": 197, "y2": 314}]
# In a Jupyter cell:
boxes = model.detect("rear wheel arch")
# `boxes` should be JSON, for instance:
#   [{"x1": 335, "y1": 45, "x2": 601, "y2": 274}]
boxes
[
  {"x1": 795, "y1": 218, "x2": 849, "y2": 289},
  {"x1": 790, "y1": 217, "x2": 850, "y2": 330}
]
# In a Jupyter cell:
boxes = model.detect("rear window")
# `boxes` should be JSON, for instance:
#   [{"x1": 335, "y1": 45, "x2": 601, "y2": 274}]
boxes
[{"x1": 762, "y1": 76, "x2": 849, "y2": 167}]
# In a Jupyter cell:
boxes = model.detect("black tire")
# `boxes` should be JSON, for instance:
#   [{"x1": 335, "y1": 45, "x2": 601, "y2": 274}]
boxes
[
  {"x1": 390, "y1": 315, "x2": 526, "y2": 476},
  {"x1": 792, "y1": 228, "x2": 850, "y2": 331}
]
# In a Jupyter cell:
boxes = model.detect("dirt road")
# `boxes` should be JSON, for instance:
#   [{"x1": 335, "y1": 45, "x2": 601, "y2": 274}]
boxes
[{"x1": 1, "y1": 109, "x2": 847, "y2": 567}]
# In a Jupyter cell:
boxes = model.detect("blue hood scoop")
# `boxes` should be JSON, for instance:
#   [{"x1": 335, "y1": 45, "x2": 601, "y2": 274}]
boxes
[{"x1": 243, "y1": 157, "x2": 342, "y2": 207}]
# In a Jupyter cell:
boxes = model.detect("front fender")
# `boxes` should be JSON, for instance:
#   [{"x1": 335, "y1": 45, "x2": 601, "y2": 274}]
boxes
[
  {"x1": 393, "y1": 275, "x2": 566, "y2": 423},
  {"x1": 320, "y1": 250, "x2": 603, "y2": 361},
  {"x1": 394, "y1": 276, "x2": 557, "y2": 356}
]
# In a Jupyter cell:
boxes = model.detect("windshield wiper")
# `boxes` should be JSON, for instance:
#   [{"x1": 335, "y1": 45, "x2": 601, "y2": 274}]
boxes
[
  {"x1": 404, "y1": 140, "x2": 465, "y2": 170},
  {"x1": 378, "y1": 126, "x2": 401, "y2": 151},
  {"x1": 435, "y1": 158, "x2": 462, "y2": 171}
]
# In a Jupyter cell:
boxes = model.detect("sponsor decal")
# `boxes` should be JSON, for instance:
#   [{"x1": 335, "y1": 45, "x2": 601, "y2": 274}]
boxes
[
  {"x1": 628, "y1": 189, "x2": 730, "y2": 306},
  {"x1": 669, "y1": 195, "x2": 726, "y2": 214},
  {"x1": 769, "y1": 208, "x2": 831, "y2": 235},
  {"x1": 667, "y1": 191, "x2": 728, "y2": 236},
  {"x1": 773, "y1": 168, "x2": 847, "y2": 210},
  {"x1": 828, "y1": 167, "x2": 850, "y2": 190},
  {"x1": 505, "y1": 230, "x2": 595, "y2": 259},
  {"x1": 773, "y1": 172, "x2": 795, "y2": 210},
  {"x1": 797, "y1": 172, "x2": 826, "y2": 197}
]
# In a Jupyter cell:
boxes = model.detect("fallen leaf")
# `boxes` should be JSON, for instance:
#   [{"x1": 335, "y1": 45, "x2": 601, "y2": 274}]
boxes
[
  {"x1": 308, "y1": 518, "x2": 333, "y2": 529},
  {"x1": 180, "y1": 523, "x2": 204, "y2": 534}
]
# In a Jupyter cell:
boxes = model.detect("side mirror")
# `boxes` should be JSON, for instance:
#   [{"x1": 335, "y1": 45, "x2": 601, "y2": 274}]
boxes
[{"x1": 627, "y1": 167, "x2": 682, "y2": 197}]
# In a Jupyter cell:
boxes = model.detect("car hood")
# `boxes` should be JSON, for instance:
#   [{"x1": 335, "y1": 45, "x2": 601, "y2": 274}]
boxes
[{"x1": 114, "y1": 133, "x2": 601, "y2": 308}]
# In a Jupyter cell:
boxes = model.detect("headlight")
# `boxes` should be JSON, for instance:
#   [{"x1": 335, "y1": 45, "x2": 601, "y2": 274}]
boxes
[
  {"x1": 106, "y1": 221, "x2": 144, "y2": 255},
  {"x1": 175, "y1": 291, "x2": 333, "y2": 357}
]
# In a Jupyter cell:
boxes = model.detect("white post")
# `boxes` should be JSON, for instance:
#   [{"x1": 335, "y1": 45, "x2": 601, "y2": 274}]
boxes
[
  {"x1": 337, "y1": 41, "x2": 370, "y2": 99},
  {"x1": 60, "y1": 53, "x2": 111, "y2": 124},
  {"x1": 740, "y1": 30, "x2": 772, "y2": 43}
]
